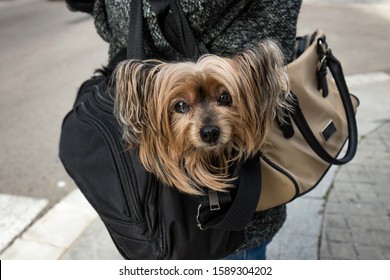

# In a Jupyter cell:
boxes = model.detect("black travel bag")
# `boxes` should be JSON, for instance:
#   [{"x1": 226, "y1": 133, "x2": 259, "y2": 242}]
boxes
[{"x1": 59, "y1": 0, "x2": 261, "y2": 260}]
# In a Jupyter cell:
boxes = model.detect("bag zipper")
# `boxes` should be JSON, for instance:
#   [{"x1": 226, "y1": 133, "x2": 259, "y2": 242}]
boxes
[
  {"x1": 95, "y1": 85, "x2": 115, "y2": 110},
  {"x1": 76, "y1": 102, "x2": 144, "y2": 222},
  {"x1": 80, "y1": 86, "x2": 166, "y2": 258}
]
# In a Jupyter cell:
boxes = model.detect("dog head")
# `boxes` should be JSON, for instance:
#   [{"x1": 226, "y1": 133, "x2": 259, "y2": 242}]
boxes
[{"x1": 114, "y1": 40, "x2": 290, "y2": 195}]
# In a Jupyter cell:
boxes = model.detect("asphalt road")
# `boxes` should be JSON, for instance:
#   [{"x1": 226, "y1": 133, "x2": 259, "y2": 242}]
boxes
[
  {"x1": 297, "y1": 0, "x2": 390, "y2": 75},
  {"x1": 0, "y1": 0, "x2": 108, "y2": 208}
]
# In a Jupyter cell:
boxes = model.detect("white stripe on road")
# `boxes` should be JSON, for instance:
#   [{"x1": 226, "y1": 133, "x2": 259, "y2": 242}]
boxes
[
  {"x1": 0, "y1": 194, "x2": 48, "y2": 252},
  {"x1": 345, "y1": 71, "x2": 390, "y2": 87},
  {"x1": 0, "y1": 190, "x2": 97, "y2": 259}
]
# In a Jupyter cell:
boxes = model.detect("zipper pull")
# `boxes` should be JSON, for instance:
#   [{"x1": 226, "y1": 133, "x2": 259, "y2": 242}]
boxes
[{"x1": 208, "y1": 190, "x2": 220, "y2": 211}]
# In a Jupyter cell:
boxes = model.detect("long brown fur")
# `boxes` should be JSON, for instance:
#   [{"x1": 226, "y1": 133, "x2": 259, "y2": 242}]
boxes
[{"x1": 114, "y1": 40, "x2": 290, "y2": 195}]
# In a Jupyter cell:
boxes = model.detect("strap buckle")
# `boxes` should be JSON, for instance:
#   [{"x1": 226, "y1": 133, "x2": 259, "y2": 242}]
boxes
[{"x1": 317, "y1": 37, "x2": 329, "y2": 70}]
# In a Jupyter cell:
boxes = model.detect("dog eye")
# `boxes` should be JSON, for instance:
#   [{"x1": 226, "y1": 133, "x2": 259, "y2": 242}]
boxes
[
  {"x1": 218, "y1": 91, "x2": 232, "y2": 106},
  {"x1": 174, "y1": 101, "x2": 191, "y2": 113}
]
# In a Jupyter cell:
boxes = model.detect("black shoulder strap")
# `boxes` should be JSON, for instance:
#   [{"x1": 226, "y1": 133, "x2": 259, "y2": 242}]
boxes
[
  {"x1": 197, "y1": 155, "x2": 262, "y2": 231},
  {"x1": 127, "y1": 0, "x2": 146, "y2": 59},
  {"x1": 127, "y1": 0, "x2": 207, "y2": 60}
]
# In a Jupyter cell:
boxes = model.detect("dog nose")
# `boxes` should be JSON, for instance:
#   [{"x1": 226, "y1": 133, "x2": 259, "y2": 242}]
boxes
[{"x1": 200, "y1": 126, "x2": 220, "y2": 144}]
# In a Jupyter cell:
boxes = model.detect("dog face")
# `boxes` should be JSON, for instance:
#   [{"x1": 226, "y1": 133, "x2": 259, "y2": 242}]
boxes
[{"x1": 114, "y1": 40, "x2": 290, "y2": 195}]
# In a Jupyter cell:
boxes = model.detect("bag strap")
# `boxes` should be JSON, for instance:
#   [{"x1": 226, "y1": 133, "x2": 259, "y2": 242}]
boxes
[
  {"x1": 65, "y1": 0, "x2": 94, "y2": 14},
  {"x1": 127, "y1": 0, "x2": 146, "y2": 59},
  {"x1": 291, "y1": 37, "x2": 358, "y2": 165},
  {"x1": 196, "y1": 155, "x2": 262, "y2": 231},
  {"x1": 127, "y1": 0, "x2": 207, "y2": 60}
]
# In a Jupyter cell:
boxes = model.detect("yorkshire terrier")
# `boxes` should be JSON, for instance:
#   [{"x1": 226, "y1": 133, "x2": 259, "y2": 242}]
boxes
[{"x1": 114, "y1": 40, "x2": 290, "y2": 195}]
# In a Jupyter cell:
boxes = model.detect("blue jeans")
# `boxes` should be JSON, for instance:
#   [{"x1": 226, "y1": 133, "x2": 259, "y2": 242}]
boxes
[{"x1": 222, "y1": 240, "x2": 271, "y2": 260}]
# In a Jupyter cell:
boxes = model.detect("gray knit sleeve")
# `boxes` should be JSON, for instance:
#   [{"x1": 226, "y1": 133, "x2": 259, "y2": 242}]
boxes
[{"x1": 93, "y1": 0, "x2": 301, "y2": 62}]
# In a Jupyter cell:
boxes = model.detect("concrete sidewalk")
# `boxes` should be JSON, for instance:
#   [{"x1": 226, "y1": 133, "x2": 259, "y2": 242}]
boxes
[{"x1": 1, "y1": 72, "x2": 389, "y2": 260}]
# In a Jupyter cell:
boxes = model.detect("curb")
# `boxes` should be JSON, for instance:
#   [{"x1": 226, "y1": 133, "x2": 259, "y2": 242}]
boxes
[{"x1": 0, "y1": 190, "x2": 97, "y2": 259}]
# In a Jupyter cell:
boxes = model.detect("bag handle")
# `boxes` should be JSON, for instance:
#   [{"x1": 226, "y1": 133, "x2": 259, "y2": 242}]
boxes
[
  {"x1": 127, "y1": 0, "x2": 207, "y2": 60},
  {"x1": 291, "y1": 38, "x2": 358, "y2": 165}
]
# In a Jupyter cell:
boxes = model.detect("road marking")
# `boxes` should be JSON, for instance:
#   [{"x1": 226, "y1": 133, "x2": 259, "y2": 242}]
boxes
[
  {"x1": 0, "y1": 194, "x2": 48, "y2": 253},
  {"x1": 345, "y1": 71, "x2": 390, "y2": 87},
  {"x1": 57, "y1": 180, "x2": 67, "y2": 188},
  {"x1": 0, "y1": 190, "x2": 97, "y2": 259},
  {"x1": 0, "y1": 0, "x2": 40, "y2": 9}
]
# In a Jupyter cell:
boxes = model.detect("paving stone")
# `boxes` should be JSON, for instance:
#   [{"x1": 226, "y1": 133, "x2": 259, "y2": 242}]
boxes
[
  {"x1": 334, "y1": 189, "x2": 360, "y2": 203},
  {"x1": 375, "y1": 183, "x2": 390, "y2": 194},
  {"x1": 355, "y1": 244, "x2": 385, "y2": 260},
  {"x1": 333, "y1": 171, "x2": 352, "y2": 182},
  {"x1": 319, "y1": 240, "x2": 332, "y2": 260},
  {"x1": 374, "y1": 231, "x2": 390, "y2": 247},
  {"x1": 350, "y1": 228, "x2": 380, "y2": 246},
  {"x1": 342, "y1": 203, "x2": 387, "y2": 217},
  {"x1": 323, "y1": 228, "x2": 352, "y2": 243},
  {"x1": 382, "y1": 247, "x2": 390, "y2": 259},
  {"x1": 347, "y1": 216, "x2": 374, "y2": 230},
  {"x1": 328, "y1": 241, "x2": 357, "y2": 259},
  {"x1": 323, "y1": 213, "x2": 348, "y2": 229},
  {"x1": 332, "y1": 181, "x2": 356, "y2": 193},
  {"x1": 354, "y1": 182, "x2": 375, "y2": 192},
  {"x1": 323, "y1": 201, "x2": 343, "y2": 214},
  {"x1": 315, "y1": 55, "x2": 390, "y2": 261},
  {"x1": 360, "y1": 192, "x2": 383, "y2": 203},
  {"x1": 368, "y1": 217, "x2": 390, "y2": 232}
]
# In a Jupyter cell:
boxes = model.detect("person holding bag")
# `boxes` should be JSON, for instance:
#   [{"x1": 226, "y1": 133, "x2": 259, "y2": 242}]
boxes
[{"x1": 64, "y1": 0, "x2": 302, "y2": 260}]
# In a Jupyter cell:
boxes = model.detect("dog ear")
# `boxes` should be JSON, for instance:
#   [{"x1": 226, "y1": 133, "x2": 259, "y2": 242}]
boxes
[
  {"x1": 113, "y1": 59, "x2": 158, "y2": 145},
  {"x1": 233, "y1": 40, "x2": 290, "y2": 150},
  {"x1": 233, "y1": 40, "x2": 290, "y2": 104}
]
